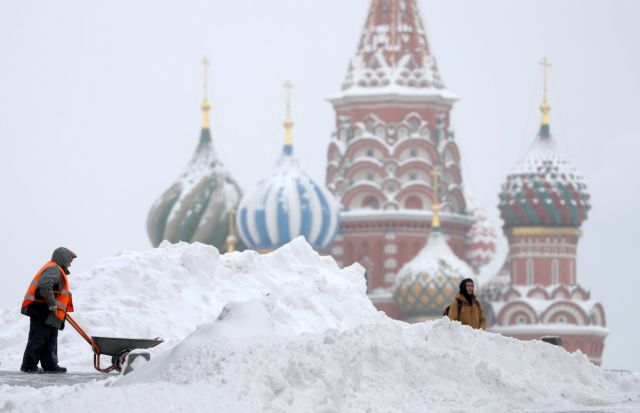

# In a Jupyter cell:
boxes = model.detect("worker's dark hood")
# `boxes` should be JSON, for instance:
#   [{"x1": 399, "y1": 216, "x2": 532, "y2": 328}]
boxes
[{"x1": 51, "y1": 247, "x2": 77, "y2": 272}]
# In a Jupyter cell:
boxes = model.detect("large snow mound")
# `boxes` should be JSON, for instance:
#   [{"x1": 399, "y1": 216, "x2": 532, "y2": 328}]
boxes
[
  {"x1": 0, "y1": 237, "x2": 381, "y2": 371},
  {"x1": 0, "y1": 238, "x2": 638, "y2": 413}
]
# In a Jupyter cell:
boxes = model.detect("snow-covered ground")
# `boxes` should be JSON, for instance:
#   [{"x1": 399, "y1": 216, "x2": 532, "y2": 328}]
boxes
[{"x1": 0, "y1": 238, "x2": 638, "y2": 412}]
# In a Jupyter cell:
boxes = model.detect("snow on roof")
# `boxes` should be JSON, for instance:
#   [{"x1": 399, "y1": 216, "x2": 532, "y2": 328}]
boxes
[
  {"x1": 511, "y1": 133, "x2": 584, "y2": 177},
  {"x1": 397, "y1": 229, "x2": 473, "y2": 280},
  {"x1": 328, "y1": 83, "x2": 458, "y2": 103},
  {"x1": 149, "y1": 134, "x2": 242, "y2": 245},
  {"x1": 340, "y1": 209, "x2": 474, "y2": 226},
  {"x1": 338, "y1": 0, "x2": 451, "y2": 97},
  {"x1": 490, "y1": 291, "x2": 604, "y2": 322},
  {"x1": 509, "y1": 284, "x2": 591, "y2": 301}
]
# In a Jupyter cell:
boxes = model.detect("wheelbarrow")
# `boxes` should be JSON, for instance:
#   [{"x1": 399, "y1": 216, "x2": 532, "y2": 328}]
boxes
[{"x1": 66, "y1": 314, "x2": 163, "y2": 373}]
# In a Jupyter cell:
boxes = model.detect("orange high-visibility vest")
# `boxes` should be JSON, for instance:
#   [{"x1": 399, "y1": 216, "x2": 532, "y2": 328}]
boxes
[{"x1": 21, "y1": 261, "x2": 74, "y2": 321}]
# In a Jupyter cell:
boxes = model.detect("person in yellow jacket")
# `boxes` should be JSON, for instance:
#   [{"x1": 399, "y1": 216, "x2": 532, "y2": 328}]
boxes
[
  {"x1": 447, "y1": 278, "x2": 485, "y2": 330},
  {"x1": 20, "y1": 247, "x2": 76, "y2": 374}
]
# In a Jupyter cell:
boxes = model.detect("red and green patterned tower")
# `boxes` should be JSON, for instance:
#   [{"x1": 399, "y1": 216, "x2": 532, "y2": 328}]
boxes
[
  {"x1": 326, "y1": 0, "x2": 484, "y2": 319},
  {"x1": 484, "y1": 58, "x2": 607, "y2": 364}
]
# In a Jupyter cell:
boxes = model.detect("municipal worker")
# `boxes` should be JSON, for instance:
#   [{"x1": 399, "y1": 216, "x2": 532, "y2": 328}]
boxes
[
  {"x1": 20, "y1": 247, "x2": 76, "y2": 374},
  {"x1": 447, "y1": 278, "x2": 486, "y2": 330}
]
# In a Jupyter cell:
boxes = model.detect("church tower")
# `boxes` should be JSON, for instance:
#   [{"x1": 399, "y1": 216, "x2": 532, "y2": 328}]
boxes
[
  {"x1": 484, "y1": 58, "x2": 607, "y2": 364},
  {"x1": 325, "y1": 0, "x2": 476, "y2": 319}
]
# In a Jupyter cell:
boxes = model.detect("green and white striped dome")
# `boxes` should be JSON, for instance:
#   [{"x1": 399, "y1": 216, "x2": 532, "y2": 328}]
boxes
[{"x1": 147, "y1": 100, "x2": 243, "y2": 251}]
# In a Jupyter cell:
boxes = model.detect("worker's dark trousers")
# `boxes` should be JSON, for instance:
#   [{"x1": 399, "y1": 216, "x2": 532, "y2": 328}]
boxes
[{"x1": 21, "y1": 317, "x2": 58, "y2": 370}]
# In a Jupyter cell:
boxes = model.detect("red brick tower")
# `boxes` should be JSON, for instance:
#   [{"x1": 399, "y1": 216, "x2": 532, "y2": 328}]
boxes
[
  {"x1": 326, "y1": 0, "x2": 476, "y2": 319},
  {"x1": 483, "y1": 59, "x2": 607, "y2": 364}
]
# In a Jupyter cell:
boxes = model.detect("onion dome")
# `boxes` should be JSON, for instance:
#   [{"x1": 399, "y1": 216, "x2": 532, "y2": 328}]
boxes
[
  {"x1": 465, "y1": 199, "x2": 497, "y2": 273},
  {"x1": 394, "y1": 170, "x2": 473, "y2": 321},
  {"x1": 499, "y1": 61, "x2": 590, "y2": 228},
  {"x1": 236, "y1": 82, "x2": 340, "y2": 251},
  {"x1": 147, "y1": 58, "x2": 243, "y2": 251}
]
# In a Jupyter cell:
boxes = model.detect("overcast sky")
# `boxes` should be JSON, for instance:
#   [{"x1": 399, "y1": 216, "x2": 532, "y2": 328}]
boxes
[{"x1": 1, "y1": 0, "x2": 638, "y2": 372}]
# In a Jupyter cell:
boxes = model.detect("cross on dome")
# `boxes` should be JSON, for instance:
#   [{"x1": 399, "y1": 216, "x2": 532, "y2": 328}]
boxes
[
  {"x1": 201, "y1": 56, "x2": 210, "y2": 100},
  {"x1": 282, "y1": 80, "x2": 294, "y2": 148},
  {"x1": 201, "y1": 56, "x2": 211, "y2": 129},
  {"x1": 539, "y1": 56, "x2": 552, "y2": 129}
]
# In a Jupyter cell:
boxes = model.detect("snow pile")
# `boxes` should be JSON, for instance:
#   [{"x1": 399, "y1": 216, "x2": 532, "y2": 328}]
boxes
[
  {"x1": 110, "y1": 300, "x2": 638, "y2": 412},
  {"x1": 1, "y1": 238, "x2": 639, "y2": 413},
  {"x1": 0, "y1": 237, "x2": 378, "y2": 371}
]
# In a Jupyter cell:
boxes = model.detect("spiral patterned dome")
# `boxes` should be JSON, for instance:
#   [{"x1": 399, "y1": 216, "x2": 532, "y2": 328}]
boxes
[
  {"x1": 236, "y1": 141, "x2": 340, "y2": 251},
  {"x1": 465, "y1": 202, "x2": 497, "y2": 272},
  {"x1": 147, "y1": 100, "x2": 243, "y2": 251},
  {"x1": 498, "y1": 125, "x2": 590, "y2": 228},
  {"x1": 394, "y1": 225, "x2": 473, "y2": 320}
]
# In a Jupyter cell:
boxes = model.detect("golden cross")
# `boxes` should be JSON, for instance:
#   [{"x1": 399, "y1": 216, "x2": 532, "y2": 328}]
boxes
[
  {"x1": 539, "y1": 56, "x2": 551, "y2": 103},
  {"x1": 283, "y1": 80, "x2": 293, "y2": 119},
  {"x1": 201, "y1": 56, "x2": 210, "y2": 100}
]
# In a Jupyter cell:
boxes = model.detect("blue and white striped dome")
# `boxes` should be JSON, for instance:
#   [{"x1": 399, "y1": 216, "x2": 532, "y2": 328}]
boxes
[{"x1": 236, "y1": 144, "x2": 340, "y2": 251}]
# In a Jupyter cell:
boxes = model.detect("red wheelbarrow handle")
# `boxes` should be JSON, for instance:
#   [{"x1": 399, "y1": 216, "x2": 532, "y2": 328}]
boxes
[{"x1": 66, "y1": 314, "x2": 116, "y2": 373}]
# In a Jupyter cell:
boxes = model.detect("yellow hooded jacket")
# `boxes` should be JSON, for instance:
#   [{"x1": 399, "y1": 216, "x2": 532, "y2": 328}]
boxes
[{"x1": 448, "y1": 292, "x2": 485, "y2": 330}]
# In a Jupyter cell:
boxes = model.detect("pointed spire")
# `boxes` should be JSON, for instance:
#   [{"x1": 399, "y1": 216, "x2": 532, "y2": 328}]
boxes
[
  {"x1": 343, "y1": 0, "x2": 444, "y2": 90},
  {"x1": 539, "y1": 57, "x2": 552, "y2": 136},
  {"x1": 431, "y1": 167, "x2": 441, "y2": 230},
  {"x1": 282, "y1": 80, "x2": 294, "y2": 155}
]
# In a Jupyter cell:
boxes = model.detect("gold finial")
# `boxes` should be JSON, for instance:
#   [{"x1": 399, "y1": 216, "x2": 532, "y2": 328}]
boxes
[
  {"x1": 283, "y1": 80, "x2": 294, "y2": 146},
  {"x1": 201, "y1": 56, "x2": 211, "y2": 129},
  {"x1": 226, "y1": 208, "x2": 237, "y2": 253},
  {"x1": 539, "y1": 57, "x2": 551, "y2": 126},
  {"x1": 431, "y1": 167, "x2": 441, "y2": 229}
]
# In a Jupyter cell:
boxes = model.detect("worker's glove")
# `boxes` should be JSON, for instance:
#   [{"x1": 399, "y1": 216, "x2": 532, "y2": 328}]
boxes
[{"x1": 48, "y1": 306, "x2": 57, "y2": 312}]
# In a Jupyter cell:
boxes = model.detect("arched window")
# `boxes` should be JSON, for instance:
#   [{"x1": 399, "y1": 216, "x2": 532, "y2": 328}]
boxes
[
  {"x1": 362, "y1": 196, "x2": 379, "y2": 209},
  {"x1": 405, "y1": 195, "x2": 422, "y2": 209}
]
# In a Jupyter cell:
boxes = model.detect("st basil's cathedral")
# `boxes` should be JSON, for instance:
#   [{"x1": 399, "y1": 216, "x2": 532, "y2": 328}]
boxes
[{"x1": 147, "y1": 0, "x2": 607, "y2": 365}]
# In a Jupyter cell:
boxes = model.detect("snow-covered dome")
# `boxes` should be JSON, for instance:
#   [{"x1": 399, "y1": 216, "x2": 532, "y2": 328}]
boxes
[
  {"x1": 394, "y1": 201, "x2": 473, "y2": 321},
  {"x1": 465, "y1": 201, "x2": 497, "y2": 272},
  {"x1": 147, "y1": 99, "x2": 243, "y2": 251},
  {"x1": 498, "y1": 122, "x2": 590, "y2": 228},
  {"x1": 236, "y1": 103, "x2": 340, "y2": 251}
]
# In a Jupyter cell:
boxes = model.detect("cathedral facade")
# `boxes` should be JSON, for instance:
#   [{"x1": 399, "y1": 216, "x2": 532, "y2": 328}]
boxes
[
  {"x1": 147, "y1": 0, "x2": 606, "y2": 364},
  {"x1": 323, "y1": 0, "x2": 606, "y2": 363},
  {"x1": 324, "y1": 0, "x2": 492, "y2": 319}
]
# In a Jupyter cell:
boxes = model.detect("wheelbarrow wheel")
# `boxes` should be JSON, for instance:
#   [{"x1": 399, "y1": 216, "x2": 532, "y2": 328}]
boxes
[{"x1": 112, "y1": 349, "x2": 131, "y2": 373}]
